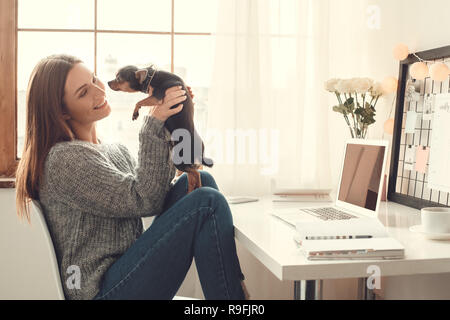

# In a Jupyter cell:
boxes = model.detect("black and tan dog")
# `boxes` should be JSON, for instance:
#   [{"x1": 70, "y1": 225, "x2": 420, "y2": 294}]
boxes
[{"x1": 108, "y1": 65, "x2": 213, "y2": 193}]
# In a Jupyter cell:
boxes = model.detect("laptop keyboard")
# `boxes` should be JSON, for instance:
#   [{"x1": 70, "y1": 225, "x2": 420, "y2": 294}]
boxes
[{"x1": 301, "y1": 207, "x2": 358, "y2": 221}]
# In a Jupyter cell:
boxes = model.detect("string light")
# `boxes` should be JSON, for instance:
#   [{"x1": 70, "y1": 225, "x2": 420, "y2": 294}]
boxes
[
  {"x1": 383, "y1": 95, "x2": 397, "y2": 135},
  {"x1": 393, "y1": 43, "x2": 409, "y2": 61},
  {"x1": 410, "y1": 61, "x2": 429, "y2": 80},
  {"x1": 384, "y1": 119, "x2": 394, "y2": 135},
  {"x1": 382, "y1": 77, "x2": 398, "y2": 94},
  {"x1": 429, "y1": 62, "x2": 450, "y2": 82},
  {"x1": 409, "y1": 52, "x2": 449, "y2": 81}
]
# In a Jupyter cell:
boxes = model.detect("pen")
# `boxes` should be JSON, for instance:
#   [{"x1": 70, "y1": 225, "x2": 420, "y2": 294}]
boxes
[
  {"x1": 310, "y1": 250, "x2": 371, "y2": 256},
  {"x1": 305, "y1": 235, "x2": 373, "y2": 240}
]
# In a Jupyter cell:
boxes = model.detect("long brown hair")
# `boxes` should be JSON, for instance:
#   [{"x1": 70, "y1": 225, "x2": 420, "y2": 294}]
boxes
[{"x1": 16, "y1": 54, "x2": 82, "y2": 223}]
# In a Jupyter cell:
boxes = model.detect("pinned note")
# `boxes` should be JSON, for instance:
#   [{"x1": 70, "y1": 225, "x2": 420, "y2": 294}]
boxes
[
  {"x1": 423, "y1": 93, "x2": 435, "y2": 121},
  {"x1": 405, "y1": 111, "x2": 418, "y2": 134},
  {"x1": 428, "y1": 93, "x2": 450, "y2": 193},
  {"x1": 404, "y1": 145, "x2": 416, "y2": 171},
  {"x1": 415, "y1": 146, "x2": 430, "y2": 174}
]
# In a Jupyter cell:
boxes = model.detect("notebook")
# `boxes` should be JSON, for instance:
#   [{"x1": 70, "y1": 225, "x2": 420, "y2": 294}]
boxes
[
  {"x1": 295, "y1": 238, "x2": 405, "y2": 260},
  {"x1": 294, "y1": 219, "x2": 388, "y2": 240},
  {"x1": 292, "y1": 219, "x2": 405, "y2": 260}
]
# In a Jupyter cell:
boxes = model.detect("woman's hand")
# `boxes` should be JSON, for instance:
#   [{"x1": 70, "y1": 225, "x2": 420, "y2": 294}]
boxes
[
  {"x1": 150, "y1": 86, "x2": 187, "y2": 122},
  {"x1": 186, "y1": 86, "x2": 196, "y2": 109},
  {"x1": 186, "y1": 86, "x2": 194, "y2": 100}
]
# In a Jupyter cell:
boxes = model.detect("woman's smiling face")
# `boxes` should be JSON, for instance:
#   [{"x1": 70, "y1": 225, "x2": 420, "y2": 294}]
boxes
[{"x1": 63, "y1": 63, "x2": 111, "y2": 124}]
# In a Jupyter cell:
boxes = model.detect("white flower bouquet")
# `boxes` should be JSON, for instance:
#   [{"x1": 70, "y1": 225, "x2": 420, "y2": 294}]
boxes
[{"x1": 325, "y1": 78, "x2": 384, "y2": 139}]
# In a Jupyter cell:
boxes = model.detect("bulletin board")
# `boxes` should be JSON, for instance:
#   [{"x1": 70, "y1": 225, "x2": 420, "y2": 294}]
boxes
[{"x1": 388, "y1": 45, "x2": 450, "y2": 210}]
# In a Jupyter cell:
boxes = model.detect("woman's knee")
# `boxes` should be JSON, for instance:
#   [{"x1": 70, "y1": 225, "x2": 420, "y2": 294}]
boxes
[
  {"x1": 194, "y1": 187, "x2": 232, "y2": 220},
  {"x1": 200, "y1": 170, "x2": 218, "y2": 190},
  {"x1": 192, "y1": 187, "x2": 227, "y2": 209},
  {"x1": 178, "y1": 187, "x2": 233, "y2": 231}
]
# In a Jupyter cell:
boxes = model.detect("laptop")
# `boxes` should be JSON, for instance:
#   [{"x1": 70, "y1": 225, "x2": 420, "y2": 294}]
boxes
[{"x1": 272, "y1": 139, "x2": 389, "y2": 228}]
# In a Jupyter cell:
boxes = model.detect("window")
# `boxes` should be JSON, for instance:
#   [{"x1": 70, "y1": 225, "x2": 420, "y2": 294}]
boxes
[{"x1": 0, "y1": 0, "x2": 218, "y2": 185}]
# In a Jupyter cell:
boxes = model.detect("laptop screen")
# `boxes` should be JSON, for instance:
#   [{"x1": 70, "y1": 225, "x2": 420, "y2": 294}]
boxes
[{"x1": 338, "y1": 143, "x2": 386, "y2": 211}]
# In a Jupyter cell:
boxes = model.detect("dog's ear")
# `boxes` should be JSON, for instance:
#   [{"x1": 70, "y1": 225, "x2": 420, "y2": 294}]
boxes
[{"x1": 135, "y1": 69, "x2": 148, "y2": 84}]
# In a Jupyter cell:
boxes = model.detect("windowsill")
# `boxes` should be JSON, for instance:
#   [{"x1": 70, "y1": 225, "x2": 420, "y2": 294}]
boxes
[{"x1": 0, "y1": 178, "x2": 16, "y2": 188}]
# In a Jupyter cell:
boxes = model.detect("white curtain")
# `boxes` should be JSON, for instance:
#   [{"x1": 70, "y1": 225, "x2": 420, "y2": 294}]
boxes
[{"x1": 204, "y1": 0, "x2": 333, "y2": 196}]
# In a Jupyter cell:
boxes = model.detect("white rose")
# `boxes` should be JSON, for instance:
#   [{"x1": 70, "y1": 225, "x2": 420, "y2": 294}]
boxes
[
  {"x1": 324, "y1": 78, "x2": 340, "y2": 92},
  {"x1": 349, "y1": 78, "x2": 359, "y2": 93},
  {"x1": 335, "y1": 79, "x2": 353, "y2": 94},
  {"x1": 353, "y1": 77, "x2": 374, "y2": 94},
  {"x1": 370, "y1": 82, "x2": 383, "y2": 97}
]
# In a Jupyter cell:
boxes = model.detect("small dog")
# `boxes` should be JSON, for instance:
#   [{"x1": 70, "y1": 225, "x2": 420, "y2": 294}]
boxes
[{"x1": 108, "y1": 65, "x2": 213, "y2": 193}]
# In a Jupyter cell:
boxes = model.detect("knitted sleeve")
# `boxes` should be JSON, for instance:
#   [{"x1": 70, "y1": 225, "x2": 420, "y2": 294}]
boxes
[
  {"x1": 117, "y1": 143, "x2": 137, "y2": 171},
  {"x1": 46, "y1": 115, "x2": 176, "y2": 218}
]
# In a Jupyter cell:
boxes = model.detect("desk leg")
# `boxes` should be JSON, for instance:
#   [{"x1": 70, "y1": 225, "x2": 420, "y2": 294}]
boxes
[
  {"x1": 294, "y1": 280, "x2": 323, "y2": 300},
  {"x1": 357, "y1": 278, "x2": 376, "y2": 300},
  {"x1": 294, "y1": 281, "x2": 301, "y2": 300}
]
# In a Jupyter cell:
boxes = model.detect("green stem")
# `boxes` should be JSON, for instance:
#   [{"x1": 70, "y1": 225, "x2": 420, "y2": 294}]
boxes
[
  {"x1": 350, "y1": 93, "x2": 358, "y2": 138},
  {"x1": 362, "y1": 94, "x2": 367, "y2": 138},
  {"x1": 343, "y1": 114, "x2": 354, "y2": 138},
  {"x1": 335, "y1": 92, "x2": 343, "y2": 105},
  {"x1": 334, "y1": 92, "x2": 351, "y2": 137},
  {"x1": 349, "y1": 123, "x2": 355, "y2": 138},
  {"x1": 344, "y1": 93, "x2": 355, "y2": 136},
  {"x1": 373, "y1": 95, "x2": 380, "y2": 109},
  {"x1": 337, "y1": 92, "x2": 354, "y2": 138},
  {"x1": 343, "y1": 113, "x2": 351, "y2": 126}
]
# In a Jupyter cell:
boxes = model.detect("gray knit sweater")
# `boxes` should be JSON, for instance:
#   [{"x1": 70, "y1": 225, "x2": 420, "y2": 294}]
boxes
[{"x1": 38, "y1": 115, "x2": 176, "y2": 300}]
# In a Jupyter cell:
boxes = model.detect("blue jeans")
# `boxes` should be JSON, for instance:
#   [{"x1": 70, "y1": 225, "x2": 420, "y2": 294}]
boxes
[{"x1": 93, "y1": 171, "x2": 245, "y2": 300}]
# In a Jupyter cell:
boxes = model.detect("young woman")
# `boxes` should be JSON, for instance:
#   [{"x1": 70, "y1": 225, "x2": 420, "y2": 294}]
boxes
[{"x1": 15, "y1": 54, "x2": 248, "y2": 300}]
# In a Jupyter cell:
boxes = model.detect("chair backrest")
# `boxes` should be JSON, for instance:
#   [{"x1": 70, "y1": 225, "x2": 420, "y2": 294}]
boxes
[{"x1": 31, "y1": 200, "x2": 66, "y2": 300}]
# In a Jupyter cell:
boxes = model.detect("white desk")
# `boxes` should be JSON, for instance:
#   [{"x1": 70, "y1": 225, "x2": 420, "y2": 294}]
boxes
[{"x1": 229, "y1": 196, "x2": 450, "y2": 299}]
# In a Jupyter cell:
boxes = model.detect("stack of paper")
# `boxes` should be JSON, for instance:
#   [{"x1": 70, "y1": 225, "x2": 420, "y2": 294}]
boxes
[
  {"x1": 293, "y1": 220, "x2": 405, "y2": 260},
  {"x1": 272, "y1": 193, "x2": 333, "y2": 203},
  {"x1": 297, "y1": 238, "x2": 405, "y2": 260},
  {"x1": 271, "y1": 179, "x2": 333, "y2": 202}
]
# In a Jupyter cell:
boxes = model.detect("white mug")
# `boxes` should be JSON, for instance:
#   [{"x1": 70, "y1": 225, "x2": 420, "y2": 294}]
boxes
[{"x1": 421, "y1": 207, "x2": 450, "y2": 234}]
